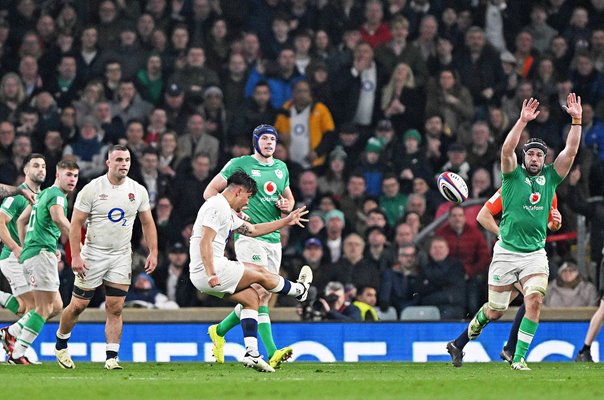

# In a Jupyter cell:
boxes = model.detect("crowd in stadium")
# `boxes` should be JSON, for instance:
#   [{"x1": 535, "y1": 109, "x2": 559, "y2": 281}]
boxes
[{"x1": 0, "y1": 0, "x2": 603, "y2": 320}]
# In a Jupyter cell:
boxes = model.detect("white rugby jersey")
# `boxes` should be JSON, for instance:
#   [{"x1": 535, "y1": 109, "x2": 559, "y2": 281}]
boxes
[
  {"x1": 191, "y1": 194, "x2": 244, "y2": 264},
  {"x1": 75, "y1": 175, "x2": 150, "y2": 253}
]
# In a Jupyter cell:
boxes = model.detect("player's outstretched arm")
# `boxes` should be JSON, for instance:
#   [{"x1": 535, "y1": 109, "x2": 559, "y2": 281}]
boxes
[
  {"x1": 0, "y1": 184, "x2": 33, "y2": 204},
  {"x1": 501, "y1": 98, "x2": 540, "y2": 174},
  {"x1": 16, "y1": 204, "x2": 32, "y2": 246},
  {"x1": 554, "y1": 93, "x2": 582, "y2": 179},
  {"x1": 139, "y1": 209, "x2": 158, "y2": 274},
  {"x1": 203, "y1": 174, "x2": 228, "y2": 200},
  {"x1": 477, "y1": 206, "x2": 499, "y2": 236},
  {"x1": 236, "y1": 206, "x2": 309, "y2": 238}
]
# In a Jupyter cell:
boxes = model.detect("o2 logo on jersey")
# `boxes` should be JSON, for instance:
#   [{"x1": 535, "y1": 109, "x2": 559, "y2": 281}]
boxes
[
  {"x1": 264, "y1": 181, "x2": 277, "y2": 196},
  {"x1": 529, "y1": 193, "x2": 541, "y2": 205},
  {"x1": 107, "y1": 207, "x2": 127, "y2": 226}
]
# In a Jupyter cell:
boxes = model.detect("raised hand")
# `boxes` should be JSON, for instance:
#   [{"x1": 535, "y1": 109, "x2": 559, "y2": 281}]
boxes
[
  {"x1": 275, "y1": 194, "x2": 290, "y2": 212},
  {"x1": 286, "y1": 206, "x2": 309, "y2": 228},
  {"x1": 562, "y1": 92, "x2": 582, "y2": 118},
  {"x1": 519, "y1": 98, "x2": 540, "y2": 123}
]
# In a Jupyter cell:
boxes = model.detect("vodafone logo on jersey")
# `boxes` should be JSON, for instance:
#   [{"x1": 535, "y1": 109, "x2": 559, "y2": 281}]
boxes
[
  {"x1": 529, "y1": 192, "x2": 541, "y2": 204},
  {"x1": 264, "y1": 181, "x2": 277, "y2": 195}
]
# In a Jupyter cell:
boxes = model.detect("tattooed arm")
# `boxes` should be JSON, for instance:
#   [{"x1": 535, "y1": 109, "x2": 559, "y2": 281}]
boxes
[
  {"x1": 0, "y1": 184, "x2": 35, "y2": 204},
  {"x1": 235, "y1": 206, "x2": 309, "y2": 237}
]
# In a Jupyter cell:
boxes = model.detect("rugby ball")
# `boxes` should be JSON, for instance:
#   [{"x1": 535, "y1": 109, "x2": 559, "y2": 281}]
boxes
[{"x1": 437, "y1": 171, "x2": 468, "y2": 204}]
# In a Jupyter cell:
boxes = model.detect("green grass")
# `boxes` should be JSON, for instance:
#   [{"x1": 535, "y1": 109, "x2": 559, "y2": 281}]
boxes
[{"x1": 2, "y1": 362, "x2": 604, "y2": 400}]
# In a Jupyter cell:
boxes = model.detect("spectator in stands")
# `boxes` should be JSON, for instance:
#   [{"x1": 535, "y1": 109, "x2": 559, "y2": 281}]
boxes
[
  {"x1": 353, "y1": 285, "x2": 379, "y2": 321},
  {"x1": 0, "y1": 134, "x2": 30, "y2": 184},
  {"x1": 177, "y1": 113, "x2": 219, "y2": 171},
  {"x1": 418, "y1": 236, "x2": 466, "y2": 319},
  {"x1": 98, "y1": 26, "x2": 147, "y2": 80},
  {"x1": 322, "y1": 209, "x2": 347, "y2": 264},
  {"x1": 564, "y1": 7, "x2": 591, "y2": 52},
  {"x1": 264, "y1": 13, "x2": 292, "y2": 61},
  {"x1": 135, "y1": 53, "x2": 164, "y2": 106},
  {"x1": 154, "y1": 196, "x2": 178, "y2": 252},
  {"x1": 327, "y1": 232, "x2": 379, "y2": 290},
  {"x1": 395, "y1": 129, "x2": 433, "y2": 184},
  {"x1": 436, "y1": 204, "x2": 491, "y2": 315},
  {"x1": 453, "y1": 26, "x2": 503, "y2": 118},
  {"x1": 375, "y1": 15, "x2": 429, "y2": 86},
  {"x1": 487, "y1": 105, "x2": 511, "y2": 145},
  {"x1": 317, "y1": 281, "x2": 361, "y2": 321},
  {"x1": 381, "y1": 62, "x2": 425, "y2": 134},
  {"x1": 221, "y1": 52, "x2": 248, "y2": 114},
  {"x1": 157, "y1": 131, "x2": 183, "y2": 179},
  {"x1": 426, "y1": 68, "x2": 474, "y2": 136},
  {"x1": 464, "y1": 121, "x2": 498, "y2": 170},
  {"x1": 205, "y1": 18, "x2": 231, "y2": 73},
  {"x1": 73, "y1": 81, "x2": 105, "y2": 128},
  {"x1": 332, "y1": 41, "x2": 385, "y2": 126},
  {"x1": 154, "y1": 242, "x2": 199, "y2": 307},
  {"x1": 161, "y1": 83, "x2": 189, "y2": 134},
  {"x1": 438, "y1": 143, "x2": 472, "y2": 182},
  {"x1": 292, "y1": 29, "x2": 315, "y2": 76},
  {"x1": 125, "y1": 272, "x2": 179, "y2": 309},
  {"x1": 317, "y1": 146, "x2": 347, "y2": 198},
  {"x1": 533, "y1": 56, "x2": 559, "y2": 102},
  {"x1": 44, "y1": 54, "x2": 81, "y2": 108},
  {"x1": 41, "y1": 130, "x2": 63, "y2": 187},
  {"x1": 591, "y1": 29, "x2": 604, "y2": 72},
  {"x1": 198, "y1": 86, "x2": 228, "y2": 154},
  {"x1": 424, "y1": 114, "x2": 454, "y2": 172},
  {"x1": 245, "y1": 47, "x2": 304, "y2": 110},
  {"x1": 96, "y1": 0, "x2": 126, "y2": 49},
  {"x1": 406, "y1": 192, "x2": 432, "y2": 226},
  {"x1": 364, "y1": 225, "x2": 390, "y2": 273},
  {"x1": 241, "y1": 31, "x2": 262, "y2": 67},
  {"x1": 110, "y1": 79, "x2": 153, "y2": 125},
  {"x1": 525, "y1": 4, "x2": 559, "y2": 55},
  {"x1": 513, "y1": 31, "x2": 538, "y2": 80},
  {"x1": 228, "y1": 81, "x2": 277, "y2": 146},
  {"x1": 379, "y1": 243, "x2": 422, "y2": 316},
  {"x1": 470, "y1": 168, "x2": 494, "y2": 199},
  {"x1": 124, "y1": 119, "x2": 147, "y2": 164},
  {"x1": 0, "y1": 72, "x2": 26, "y2": 122},
  {"x1": 571, "y1": 52, "x2": 604, "y2": 109},
  {"x1": 18, "y1": 55, "x2": 43, "y2": 98},
  {"x1": 170, "y1": 46, "x2": 220, "y2": 104},
  {"x1": 413, "y1": 15, "x2": 439, "y2": 64},
  {"x1": 275, "y1": 79, "x2": 335, "y2": 169},
  {"x1": 379, "y1": 173, "x2": 407, "y2": 228},
  {"x1": 339, "y1": 173, "x2": 366, "y2": 233},
  {"x1": 317, "y1": 0, "x2": 363, "y2": 46},
  {"x1": 359, "y1": 0, "x2": 391, "y2": 49},
  {"x1": 544, "y1": 261, "x2": 599, "y2": 307},
  {"x1": 171, "y1": 152, "x2": 211, "y2": 229},
  {"x1": 139, "y1": 147, "x2": 170, "y2": 210},
  {"x1": 94, "y1": 101, "x2": 124, "y2": 145},
  {"x1": 136, "y1": 13, "x2": 156, "y2": 50},
  {"x1": 356, "y1": 137, "x2": 389, "y2": 197},
  {"x1": 63, "y1": 116, "x2": 108, "y2": 181},
  {"x1": 299, "y1": 237, "x2": 329, "y2": 294},
  {"x1": 0, "y1": 121, "x2": 14, "y2": 165},
  {"x1": 58, "y1": 106, "x2": 79, "y2": 146}
]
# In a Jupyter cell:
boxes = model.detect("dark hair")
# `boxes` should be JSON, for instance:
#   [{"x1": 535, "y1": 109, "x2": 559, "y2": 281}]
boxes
[
  {"x1": 449, "y1": 204, "x2": 464, "y2": 214},
  {"x1": 142, "y1": 146, "x2": 159, "y2": 157},
  {"x1": 23, "y1": 153, "x2": 45, "y2": 168},
  {"x1": 57, "y1": 158, "x2": 80, "y2": 170},
  {"x1": 108, "y1": 144, "x2": 129, "y2": 155},
  {"x1": 227, "y1": 169, "x2": 258, "y2": 196}
]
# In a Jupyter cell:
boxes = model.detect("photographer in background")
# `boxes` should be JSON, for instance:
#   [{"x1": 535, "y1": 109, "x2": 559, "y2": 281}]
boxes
[{"x1": 308, "y1": 281, "x2": 362, "y2": 321}]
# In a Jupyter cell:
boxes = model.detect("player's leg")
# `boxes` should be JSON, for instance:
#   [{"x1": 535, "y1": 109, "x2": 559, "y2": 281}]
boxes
[
  {"x1": 10, "y1": 289, "x2": 61, "y2": 364},
  {"x1": 501, "y1": 287, "x2": 524, "y2": 363},
  {"x1": 224, "y1": 288, "x2": 274, "y2": 373},
  {"x1": 55, "y1": 291, "x2": 93, "y2": 369},
  {"x1": 576, "y1": 298, "x2": 604, "y2": 362},
  {"x1": 212, "y1": 238, "x2": 270, "y2": 340},
  {"x1": 512, "y1": 272, "x2": 548, "y2": 370},
  {"x1": 237, "y1": 262, "x2": 312, "y2": 301},
  {"x1": 0, "y1": 256, "x2": 35, "y2": 354},
  {"x1": 103, "y1": 282, "x2": 129, "y2": 370}
]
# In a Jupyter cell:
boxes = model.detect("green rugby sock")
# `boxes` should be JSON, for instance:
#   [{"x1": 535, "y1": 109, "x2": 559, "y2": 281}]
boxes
[
  {"x1": 216, "y1": 310, "x2": 240, "y2": 337},
  {"x1": 258, "y1": 306, "x2": 277, "y2": 358},
  {"x1": 12, "y1": 311, "x2": 45, "y2": 358},
  {"x1": 1, "y1": 294, "x2": 20, "y2": 315},
  {"x1": 514, "y1": 317, "x2": 539, "y2": 363},
  {"x1": 476, "y1": 306, "x2": 489, "y2": 326}
]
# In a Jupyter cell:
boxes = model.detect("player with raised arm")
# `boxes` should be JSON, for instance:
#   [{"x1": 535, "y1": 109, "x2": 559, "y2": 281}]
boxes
[
  {"x1": 447, "y1": 187, "x2": 561, "y2": 367},
  {"x1": 203, "y1": 124, "x2": 295, "y2": 368},
  {"x1": 7, "y1": 159, "x2": 79, "y2": 364},
  {"x1": 447, "y1": 93, "x2": 581, "y2": 371},
  {"x1": 190, "y1": 170, "x2": 312, "y2": 373},
  {"x1": 0, "y1": 154, "x2": 46, "y2": 355},
  {"x1": 54, "y1": 145, "x2": 158, "y2": 370}
]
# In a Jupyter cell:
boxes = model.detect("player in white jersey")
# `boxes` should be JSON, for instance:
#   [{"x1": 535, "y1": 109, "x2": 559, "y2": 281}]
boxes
[
  {"x1": 190, "y1": 170, "x2": 312, "y2": 372},
  {"x1": 204, "y1": 124, "x2": 296, "y2": 368},
  {"x1": 54, "y1": 145, "x2": 158, "y2": 370}
]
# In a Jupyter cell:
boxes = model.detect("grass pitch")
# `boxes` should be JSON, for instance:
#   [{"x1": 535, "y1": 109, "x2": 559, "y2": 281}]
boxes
[{"x1": 2, "y1": 362, "x2": 603, "y2": 400}]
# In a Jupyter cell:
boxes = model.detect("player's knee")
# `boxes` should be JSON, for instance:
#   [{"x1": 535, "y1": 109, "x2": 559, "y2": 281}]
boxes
[
  {"x1": 523, "y1": 275, "x2": 548, "y2": 297},
  {"x1": 487, "y1": 290, "x2": 512, "y2": 313},
  {"x1": 106, "y1": 301, "x2": 124, "y2": 318}
]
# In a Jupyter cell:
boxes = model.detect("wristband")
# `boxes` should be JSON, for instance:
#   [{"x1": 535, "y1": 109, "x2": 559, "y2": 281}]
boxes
[{"x1": 572, "y1": 117, "x2": 582, "y2": 125}]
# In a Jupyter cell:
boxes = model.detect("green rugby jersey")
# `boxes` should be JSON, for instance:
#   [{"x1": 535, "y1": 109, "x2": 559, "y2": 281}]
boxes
[
  {"x1": 499, "y1": 164, "x2": 563, "y2": 253},
  {"x1": 0, "y1": 183, "x2": 31, "y2": 260},
  {"x1": 220, "y1": 155, "x2": 290, "y2": 244},
  {"x1": 20, "y1": 186, "x2": 67, "y2": 262}
]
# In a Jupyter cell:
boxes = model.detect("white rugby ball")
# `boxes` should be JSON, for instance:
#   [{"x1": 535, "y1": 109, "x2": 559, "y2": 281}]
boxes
[{"x1": 437, "y1": 171, "x2": 468, "y2": 204}]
